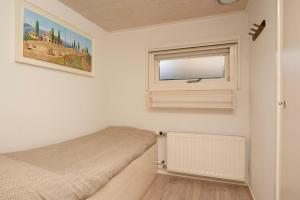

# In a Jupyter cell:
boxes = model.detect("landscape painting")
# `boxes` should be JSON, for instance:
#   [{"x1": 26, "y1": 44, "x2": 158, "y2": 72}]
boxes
[{"x1": 17, "y1": 1, "x2": 94, "y2": 76}]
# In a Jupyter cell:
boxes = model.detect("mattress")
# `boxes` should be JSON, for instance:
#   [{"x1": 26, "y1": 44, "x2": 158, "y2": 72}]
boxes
[
  {"x1": 0, "y1": 126, "x2": 157, "y2": 200},
  {"x1": 87, "y1": 144, "x2": 157, "y2": 200}
]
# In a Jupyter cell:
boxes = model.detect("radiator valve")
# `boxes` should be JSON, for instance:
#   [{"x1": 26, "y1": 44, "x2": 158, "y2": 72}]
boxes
[{"x1": 159, "y1": 131, "x2": 167, "y2": 136}]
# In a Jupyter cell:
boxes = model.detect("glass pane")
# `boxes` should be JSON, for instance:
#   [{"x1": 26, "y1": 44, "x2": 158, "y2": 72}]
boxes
[{"x1": 159, "y1": 56, "x2": 225, "y2": 81}]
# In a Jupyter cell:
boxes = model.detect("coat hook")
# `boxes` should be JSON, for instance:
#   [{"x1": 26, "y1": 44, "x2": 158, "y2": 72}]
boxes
[{"x1": 249, "y1": 20, "x2": 266, "y2": 41}]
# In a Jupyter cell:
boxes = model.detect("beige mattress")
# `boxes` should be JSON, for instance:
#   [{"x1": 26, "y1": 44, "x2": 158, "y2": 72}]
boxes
[
  {"x1": 88, "y1": 144, "x2": 157, "y2": 200},
  {"x1": 0, "y1": 126, "x2": 157, "y2": 200}
]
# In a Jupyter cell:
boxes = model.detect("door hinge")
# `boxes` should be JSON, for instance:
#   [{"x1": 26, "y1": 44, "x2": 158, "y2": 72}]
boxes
[{"x1": 278, "y1": 100, "x2": 286, "y2": 108}]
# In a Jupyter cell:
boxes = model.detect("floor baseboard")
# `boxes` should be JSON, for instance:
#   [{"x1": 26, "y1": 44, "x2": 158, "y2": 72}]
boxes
[{"x1": 157, "y1": 169, "x2": 247, "y2": 186}]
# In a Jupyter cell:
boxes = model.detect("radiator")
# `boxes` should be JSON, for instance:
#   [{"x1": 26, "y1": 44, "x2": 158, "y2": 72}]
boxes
[{"x1": 166, "y1": 132, "x2": 246, "y2": 182}]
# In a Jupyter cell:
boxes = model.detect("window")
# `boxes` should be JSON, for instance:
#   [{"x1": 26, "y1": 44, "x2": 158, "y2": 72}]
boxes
[
  {"x1": 148, "y1": 40, "x2": 239, "y2": 109},
  {"x1": 159, "y1": 55, "x2": 226, "y2": 81}
]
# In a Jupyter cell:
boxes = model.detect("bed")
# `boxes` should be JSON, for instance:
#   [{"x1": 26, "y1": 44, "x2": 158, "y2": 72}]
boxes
[{"x1": 0, "y1": 126, "x2": 157, "y2": 200}]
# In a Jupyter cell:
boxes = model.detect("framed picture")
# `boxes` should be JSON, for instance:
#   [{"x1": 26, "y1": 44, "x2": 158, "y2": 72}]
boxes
[{"x1": 15, "y1": 0, "x2": 95, "y2": 77}]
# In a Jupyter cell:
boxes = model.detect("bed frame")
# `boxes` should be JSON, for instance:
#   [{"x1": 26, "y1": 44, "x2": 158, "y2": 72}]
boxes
[{"x1": 87, "y1": 144, "x2": 157, "y2": 200}]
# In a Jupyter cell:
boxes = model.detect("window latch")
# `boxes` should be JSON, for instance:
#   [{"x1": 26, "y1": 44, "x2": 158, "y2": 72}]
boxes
[{"x1": 187, "y1": 78, "x2": 202, "y2": 83}]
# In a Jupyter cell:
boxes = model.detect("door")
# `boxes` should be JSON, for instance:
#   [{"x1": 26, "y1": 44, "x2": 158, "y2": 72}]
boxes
[{"x1": 280, "y1": 0, "x2": 300, "y2": 199}]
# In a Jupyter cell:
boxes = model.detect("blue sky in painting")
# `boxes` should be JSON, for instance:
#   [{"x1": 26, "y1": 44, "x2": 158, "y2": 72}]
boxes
[{"x1": 24, "y1": 8, "x2": 92, "y2": 53}]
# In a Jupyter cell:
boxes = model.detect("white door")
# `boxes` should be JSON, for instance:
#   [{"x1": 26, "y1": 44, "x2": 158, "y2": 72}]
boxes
[{"x1": 280, "y1": 0, "x2": 300, "y2": 199}]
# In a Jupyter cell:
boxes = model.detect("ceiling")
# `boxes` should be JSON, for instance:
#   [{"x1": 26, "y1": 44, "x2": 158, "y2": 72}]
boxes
[{"x1": 59, "y1": 0, "x2": 248, "y2": 32}]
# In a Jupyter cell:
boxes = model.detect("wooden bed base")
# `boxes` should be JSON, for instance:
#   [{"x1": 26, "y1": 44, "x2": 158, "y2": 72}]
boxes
[{"x1": 87, "y1": 144, "x2": 157, "y2": 200}]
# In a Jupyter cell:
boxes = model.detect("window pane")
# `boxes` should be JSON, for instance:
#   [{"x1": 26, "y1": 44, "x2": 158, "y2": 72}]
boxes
[{"x1": 159, "y1": 56, "x2": 225, "y2": 81}]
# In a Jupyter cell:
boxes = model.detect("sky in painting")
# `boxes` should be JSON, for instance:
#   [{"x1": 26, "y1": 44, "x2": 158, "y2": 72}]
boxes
[{"x1": 24, "y1": 8, "x2": 92, "y2": 53}]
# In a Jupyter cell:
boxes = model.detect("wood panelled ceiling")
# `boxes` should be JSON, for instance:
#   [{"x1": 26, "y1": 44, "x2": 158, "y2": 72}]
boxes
[{"x1": 59, "y1": 0, "x2": 248, "y2": 32}]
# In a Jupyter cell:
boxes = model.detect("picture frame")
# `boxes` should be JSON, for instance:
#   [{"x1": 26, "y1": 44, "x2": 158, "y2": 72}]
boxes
[{"x1": 15, "y1": 0, "x2": 95, "y2": 77}]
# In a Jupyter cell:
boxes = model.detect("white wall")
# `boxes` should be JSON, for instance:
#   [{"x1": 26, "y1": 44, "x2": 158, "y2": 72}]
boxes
[
  {"x1": 280, "y1": 0, "x2": 300, "y2": 199},
  {"x1": 104, "y1": 13, "x2": 249, "y2": 136},
  {"x1": 0, "y1": 1, "x2": 250, "y2": 159},
  {"x1": 247, "y1": 0, "x2": 278, "y2": 199},
  {"x1": 0, "y1": 0, "x2": 109, "y2": 153}
]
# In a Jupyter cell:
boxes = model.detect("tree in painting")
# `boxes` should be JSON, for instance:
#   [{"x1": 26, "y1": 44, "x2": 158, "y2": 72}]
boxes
[{"x1": 35, "y1": 20, "x2": 39, "y2": 36}]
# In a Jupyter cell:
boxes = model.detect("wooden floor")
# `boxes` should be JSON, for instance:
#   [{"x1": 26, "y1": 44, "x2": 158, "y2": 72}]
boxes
[{"x1": 142, "y1": 175, "x2": 253, "y2": 200}]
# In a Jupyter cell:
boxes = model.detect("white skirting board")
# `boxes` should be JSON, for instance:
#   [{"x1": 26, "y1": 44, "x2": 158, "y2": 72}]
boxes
[{"x1": 165, "y1": 132, "x2": 246, "y2": 182}]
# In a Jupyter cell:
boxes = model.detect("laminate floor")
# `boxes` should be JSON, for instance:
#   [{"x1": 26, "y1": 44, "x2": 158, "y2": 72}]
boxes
[{"x1": 142, "y1": 175, "x2": 253, "y2": 200}]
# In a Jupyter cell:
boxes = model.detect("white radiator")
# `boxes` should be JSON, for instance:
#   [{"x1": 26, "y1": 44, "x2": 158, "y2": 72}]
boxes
[{"x1": 166, "y1": 132, "x2": 246, "y2": 182}]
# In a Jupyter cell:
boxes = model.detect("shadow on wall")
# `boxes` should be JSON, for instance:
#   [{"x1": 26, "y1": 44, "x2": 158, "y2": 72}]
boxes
[{"x1": 148, "y1": 107, "x2": 234, "y2": 114}]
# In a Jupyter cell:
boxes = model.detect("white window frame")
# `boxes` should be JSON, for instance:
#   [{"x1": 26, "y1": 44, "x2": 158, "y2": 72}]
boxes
[
  {"x1": 148, "y1": 40, "x2": 239, "y2": 92},
  {"x1": 147, "y1": 37, "x2": 240, "y2": 109}
]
